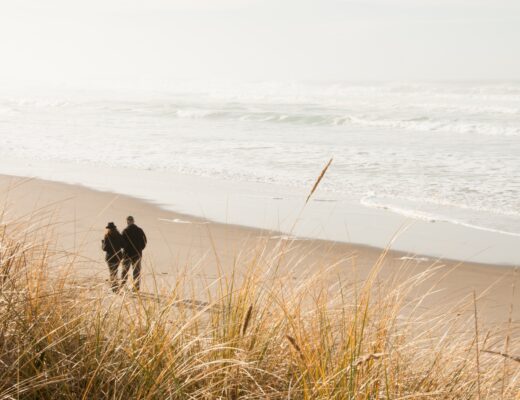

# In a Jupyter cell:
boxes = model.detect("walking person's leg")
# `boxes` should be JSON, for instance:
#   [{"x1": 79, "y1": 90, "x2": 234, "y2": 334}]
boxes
[
  {"x1": 107, "y1": 261, "x2": 119, "y2": 292},
  {"x1": 121, "y1": 256, "x2": 131, "y2": 289},
  {"x1": 132, "y1": 256, "x2": 142, "y2": 291}
]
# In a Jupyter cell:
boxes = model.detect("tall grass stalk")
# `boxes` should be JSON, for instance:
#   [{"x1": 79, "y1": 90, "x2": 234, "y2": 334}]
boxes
[{"x1": 0, "y1": 214, "x2": 519, "y2": 399}]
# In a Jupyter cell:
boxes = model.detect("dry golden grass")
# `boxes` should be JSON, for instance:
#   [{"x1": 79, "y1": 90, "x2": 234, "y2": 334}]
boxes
[{"x1": 0, "y1": 211, "x2": 519, "y2": 400}]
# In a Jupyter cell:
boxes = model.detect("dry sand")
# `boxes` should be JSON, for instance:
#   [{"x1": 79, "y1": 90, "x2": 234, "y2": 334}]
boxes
[{"x1": 1, "y1": 174, "x2": 518, "y2": 326}]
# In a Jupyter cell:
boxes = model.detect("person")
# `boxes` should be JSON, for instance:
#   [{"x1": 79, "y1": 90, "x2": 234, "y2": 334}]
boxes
[
  {"x1": 121, "y1": 216, "x2": 147, "y2": 291},
  {"x1": 102, "y1": 222, "x2": 124, "y2": 292}
]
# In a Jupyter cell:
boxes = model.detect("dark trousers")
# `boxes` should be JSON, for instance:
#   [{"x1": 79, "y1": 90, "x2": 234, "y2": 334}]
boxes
[
  {"x1": 122, "y1": 254, "x2": 142, "y2": 291},
  {"x1": 107, "y1": 260, "x2": 120, "y2": 292}
]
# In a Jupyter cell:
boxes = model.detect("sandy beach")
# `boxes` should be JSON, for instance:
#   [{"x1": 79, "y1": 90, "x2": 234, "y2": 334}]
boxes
[
  {"x1": 2, "y1": 1, "x2": 520, "y2": 396},
  {"x1": 1, "y1": 174, "x2": 518, "y2": 326}
]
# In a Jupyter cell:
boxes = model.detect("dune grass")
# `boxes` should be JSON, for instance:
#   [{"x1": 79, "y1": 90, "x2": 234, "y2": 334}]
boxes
[{"x1": 0, "y1": 211, "x2": 519, "y2": 400}]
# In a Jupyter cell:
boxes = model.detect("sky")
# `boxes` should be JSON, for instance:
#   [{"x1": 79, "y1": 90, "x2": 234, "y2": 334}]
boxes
[{"x1": 1, "y1": 0, "x2": 519, "y2": 88}]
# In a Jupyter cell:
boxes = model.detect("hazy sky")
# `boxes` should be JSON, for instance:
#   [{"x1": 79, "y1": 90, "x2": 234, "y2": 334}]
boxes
[{"x1": 1, "y1": 0, "x2": 519, "y2": 87}]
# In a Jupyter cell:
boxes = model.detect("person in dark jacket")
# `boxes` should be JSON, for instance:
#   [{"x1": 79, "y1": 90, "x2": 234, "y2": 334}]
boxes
[
  {"x1": 121, "y1": 216, "x2": 147, "y2": 291},
  {"x1": 102, "y1": 222, "x2": 124, "y2": 292}
]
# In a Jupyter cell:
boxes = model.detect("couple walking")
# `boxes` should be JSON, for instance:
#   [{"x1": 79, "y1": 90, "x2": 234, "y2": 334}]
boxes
[{"x1": 102, "y1": 216, "x2": 147, "y2": 292}]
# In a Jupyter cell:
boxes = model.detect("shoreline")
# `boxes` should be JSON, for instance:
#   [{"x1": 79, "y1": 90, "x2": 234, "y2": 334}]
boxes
[
  {"x1": 0, "y1": 156, "x2": 519, "y2": 266},
  {"x1": 1, "y1": 172, "x2": 516, "y2": 271},
  {"x1": 1, "y1": 173, "x2": 519, "y2": 325}
]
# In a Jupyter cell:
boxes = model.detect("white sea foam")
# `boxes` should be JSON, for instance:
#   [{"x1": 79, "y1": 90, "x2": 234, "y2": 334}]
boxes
[
  {"x1": 398, "y1": 256, "x2": 430, "y2": 262},
  {"x1": 159, "y1": 218, "x2": 191, "y2": 224},
  {"x1": 158, "y1": 218, "x2": 209, "y2": 225},
  {"x1": 361, "y1": 196, "x2": 520, "y2": 238},
  {"x1": 347, "y1": 116, "x2": 520, "y2": 136},
  {"x1": 175, "y1": 109, "x2": 219, "y2": 119},
  {"x1": 269, "y1": 235, "x2": 302, "y2": 241}
]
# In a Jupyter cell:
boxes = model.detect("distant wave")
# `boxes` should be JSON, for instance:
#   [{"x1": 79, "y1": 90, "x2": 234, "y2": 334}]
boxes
[
  {"x1": 129, "y1": 103, "x2": 520, "y2": 136},
  {"x1": 168, "y1": 109, "x2": 520, "y2": 136},
  {"x1": 345, "y1": 116, "x2": 520, "y2": 136},
  {"x1": 3, "y1": 100, "x2": 519, "y2": 136},
  {"x1": 3, "y1": 84, "x2": 519, "y2": 138}
]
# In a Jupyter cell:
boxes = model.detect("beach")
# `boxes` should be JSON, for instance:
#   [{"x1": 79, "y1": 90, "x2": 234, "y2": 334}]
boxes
[
  {"x1": 2, "y1": 173, "x2": 518, "y2": 326},
  {"x1": 2, "y1": 1, "x2": 519, "y2": 395}
]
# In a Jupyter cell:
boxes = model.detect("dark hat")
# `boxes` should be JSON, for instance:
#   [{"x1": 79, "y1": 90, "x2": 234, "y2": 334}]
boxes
[{"x1": 106, "y1": 222, "x2": 117, "y2": 229}]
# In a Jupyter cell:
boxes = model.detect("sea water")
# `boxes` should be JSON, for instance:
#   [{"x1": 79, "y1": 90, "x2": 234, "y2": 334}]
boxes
[{"x1": 0, "y1": 81, "x2": 519, "y2": 256}]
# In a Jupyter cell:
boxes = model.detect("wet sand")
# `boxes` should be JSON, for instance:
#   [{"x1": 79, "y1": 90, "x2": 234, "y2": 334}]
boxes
[{"x1": 0, "y1": 174, "x2": 518, "y2": 326}]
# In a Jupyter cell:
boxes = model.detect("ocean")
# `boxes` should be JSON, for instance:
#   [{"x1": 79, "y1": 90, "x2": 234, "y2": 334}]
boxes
[{"x1": 1, "y1": 81, "x2": 519, "y2": 243}]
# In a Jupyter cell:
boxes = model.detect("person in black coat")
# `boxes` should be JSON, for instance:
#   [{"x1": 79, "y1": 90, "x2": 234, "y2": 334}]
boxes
[
  {"x1": 121, "y1": 216, "x2": 147, "y2": 291},
  {"x1": 102, "y1": 222, "x2": 124, "y2": 292}
]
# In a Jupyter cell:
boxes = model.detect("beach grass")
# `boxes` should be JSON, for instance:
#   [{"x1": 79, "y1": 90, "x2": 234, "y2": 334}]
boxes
[{"x1": 0, "y1": 212, "x2": 519, "y2": 399}]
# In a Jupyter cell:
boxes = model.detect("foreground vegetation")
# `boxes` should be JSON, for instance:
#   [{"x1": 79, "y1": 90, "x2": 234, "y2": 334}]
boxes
[{"x1": 0, "y1": 217, "x2": 519, "y2": 399}]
